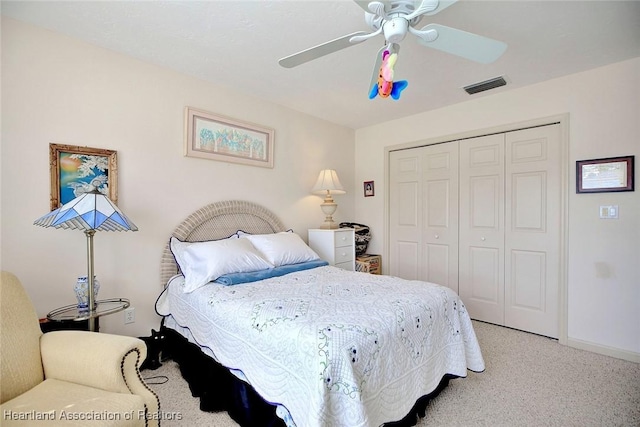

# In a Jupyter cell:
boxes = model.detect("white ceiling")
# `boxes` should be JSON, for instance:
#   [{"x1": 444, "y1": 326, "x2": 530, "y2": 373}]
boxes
[{"x1": 2, "y1": 1, "x2": 639, "y2": 129}]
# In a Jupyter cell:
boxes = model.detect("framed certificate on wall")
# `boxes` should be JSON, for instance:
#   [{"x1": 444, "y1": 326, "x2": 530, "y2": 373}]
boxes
[{"x1": 576, "y1": 156, "x2": 634, "y2": 193}]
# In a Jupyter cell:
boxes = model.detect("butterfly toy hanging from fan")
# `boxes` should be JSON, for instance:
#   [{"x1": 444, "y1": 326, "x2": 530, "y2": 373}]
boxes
[{"x1": 369, "y1": 43, "x2": 408, "y2": 100}]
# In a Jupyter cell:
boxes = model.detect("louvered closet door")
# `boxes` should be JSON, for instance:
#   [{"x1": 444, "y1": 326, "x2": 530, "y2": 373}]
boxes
[
  {"x1": 389, "y1": 149, "x2": 422, "y2": 279},
  {"x1": 458, "y1": 134, "x2": 506, "y2": 326},
  {"x1": 504, "y1": 125, "x2": 561, "y2": 338},
  {"x1": 420, "y1": 143, "x2": 459, "y2": 293}
]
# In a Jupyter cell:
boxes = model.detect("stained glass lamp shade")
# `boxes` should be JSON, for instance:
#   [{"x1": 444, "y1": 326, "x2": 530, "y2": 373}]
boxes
[
  {"x1": 34, "y1": 188, "x2": 138, "y2": 331},
  {"x1": 311, "y1": 169, "x2": 346, "y2": 229}
]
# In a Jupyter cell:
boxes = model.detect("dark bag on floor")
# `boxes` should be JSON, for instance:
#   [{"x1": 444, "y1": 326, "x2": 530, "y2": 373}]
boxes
[{"x1": 339, "y1": 222, "x2": 371, "y2": 256}]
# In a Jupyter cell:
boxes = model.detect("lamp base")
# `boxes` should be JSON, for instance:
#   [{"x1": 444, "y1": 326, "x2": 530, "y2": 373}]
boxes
[
  {"x1": 319, "y1": 199, "x2": 339, "y2": 230},
  {"x1": 320, "y1": 220, "x2": 339, "y2": 229}
]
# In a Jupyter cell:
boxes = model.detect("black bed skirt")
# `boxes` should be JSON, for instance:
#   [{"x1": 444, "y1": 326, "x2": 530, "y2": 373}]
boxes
[{"x1": 161, "y1": 326, "x2": 455, "y2": 427}]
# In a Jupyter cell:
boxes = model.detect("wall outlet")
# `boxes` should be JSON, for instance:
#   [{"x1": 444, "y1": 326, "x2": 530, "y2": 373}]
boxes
[{"x1": 124, "y1": 308, "x2": 135, "y2": 324}]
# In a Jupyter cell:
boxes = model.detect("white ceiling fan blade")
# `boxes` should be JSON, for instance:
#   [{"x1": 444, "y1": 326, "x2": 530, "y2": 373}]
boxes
[
  {"x1": 408, "y1": 25, "x2": 438, "y2": 42},
  {"x1": 279, "y1": 31, "x2": 369, "y2": 68},
  {"x1": 424, "y1": 0, "x2": 459, "y2": 16},
  {"x1": 367, "y1": 1, "x2": 389, "y2": 19},
  {"x1": 353, "y1": 0, "x2": 372, "y2": 12},
  {"x1": 353, "y1": 0, "x2": 389, "y2": 13},
  {"x1": 417, "y1": 24, "x2": 507, "y2": 64},
  {"x1": 369, "y1": 44, "x2": 387, "y2": 95},
  {"x1": 349, "y1": 26, "x2": 383, "y2": 43},
  {"x1": 405, "y1": 0, "x2": 439, "y2": 21}
]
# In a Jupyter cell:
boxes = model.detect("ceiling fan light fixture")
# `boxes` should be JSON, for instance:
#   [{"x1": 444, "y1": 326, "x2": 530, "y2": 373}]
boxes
[
  {"x1": 383, "y1": 17, "x2": 409, "y2": 43},
  {"x1": 463, "y1": 76, "x2": 507, "y2": 95}
]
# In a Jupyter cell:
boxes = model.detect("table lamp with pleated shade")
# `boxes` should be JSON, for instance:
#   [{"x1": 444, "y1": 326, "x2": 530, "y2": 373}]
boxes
[{"x1": 311, "y1": 169, "x2": 346, "y2": 229}]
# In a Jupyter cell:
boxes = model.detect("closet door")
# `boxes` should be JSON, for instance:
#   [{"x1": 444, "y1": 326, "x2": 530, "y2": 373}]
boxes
[
  {"x1": 504, "y1": 124, "x2": 561, "y2": 338},
  {"x1": 458, "y1": 134, "x2": 505, "y2": 325},
  {"x1": 421, "y1": 143, "x2": 459, "y2": 293},
  {"x1": 390, "y1": 143, "x2": 459, "y2": 291},
  {"x1": 389, "y1": 149, "x2": 422, "y2": 279},
  {"x1": 389, "y1": 123, "x2": 563, "y2": 337}
]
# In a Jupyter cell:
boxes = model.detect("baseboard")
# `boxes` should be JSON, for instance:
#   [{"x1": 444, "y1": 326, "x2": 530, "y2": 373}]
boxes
[{"x1": 567, "y1": 338, "x2": 640, "y2": 363}]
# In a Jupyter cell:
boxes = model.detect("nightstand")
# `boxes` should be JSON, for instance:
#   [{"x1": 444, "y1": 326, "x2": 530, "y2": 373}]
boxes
[
  {"x1": 308, "y1": 228, "x2": 355, "y2": 271},
  {"x1": 44, "y1": 298, "x2": 130, "y2": 333}
]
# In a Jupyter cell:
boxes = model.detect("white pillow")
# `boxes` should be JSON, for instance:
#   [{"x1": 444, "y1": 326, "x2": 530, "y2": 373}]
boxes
[
  {"x1": 242, "y1": 232, "x2": 320, "y2": 267},
  {"x1": 170, "y1": 236, "x2": 273, "y2": 293}
]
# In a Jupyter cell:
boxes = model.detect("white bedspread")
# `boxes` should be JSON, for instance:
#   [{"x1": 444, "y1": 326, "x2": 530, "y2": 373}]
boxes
[{"x1": 157, "y1": 266, "x2": 484, "y2": 427}]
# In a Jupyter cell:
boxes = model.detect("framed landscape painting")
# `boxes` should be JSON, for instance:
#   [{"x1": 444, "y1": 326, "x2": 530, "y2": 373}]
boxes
[
  {"x1": 184, "y1": 107, "x2": 274, "y2": 168},
  {"x1": 49, "y1": 143, "x2": 118, "y2": 210}
]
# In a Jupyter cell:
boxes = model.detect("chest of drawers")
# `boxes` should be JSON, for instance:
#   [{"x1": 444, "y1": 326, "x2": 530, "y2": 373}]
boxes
[{"x1": 308, "y1": 228, "x2": 355, "y2": 271}]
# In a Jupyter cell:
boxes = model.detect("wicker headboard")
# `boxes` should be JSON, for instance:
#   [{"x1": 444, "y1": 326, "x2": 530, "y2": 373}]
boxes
[{"x1": 159, "y1": 200, "x2": 286, "y2": 288}]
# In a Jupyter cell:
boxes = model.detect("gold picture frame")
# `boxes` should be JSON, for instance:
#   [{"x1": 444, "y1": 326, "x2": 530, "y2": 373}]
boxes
[
  {"x1": 49, "y1": 143, "x2": 118, "y2": 210},
  {"x1": 184, "y1": 107, "x2": 275, "y2": 168}
]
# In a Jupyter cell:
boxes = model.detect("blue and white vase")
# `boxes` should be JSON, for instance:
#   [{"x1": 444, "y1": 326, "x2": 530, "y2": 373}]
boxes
[{"x1": 74, "y1": 276, "x2": 100, "y2": 310}]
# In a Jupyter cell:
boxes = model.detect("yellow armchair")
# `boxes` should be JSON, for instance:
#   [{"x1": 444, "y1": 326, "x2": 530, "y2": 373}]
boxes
[{"x1": 0, "y1": 271, "x2": 160, "y2": 426}]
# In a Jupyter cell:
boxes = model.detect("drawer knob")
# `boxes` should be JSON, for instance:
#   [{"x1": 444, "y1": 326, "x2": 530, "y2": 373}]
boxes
[
  {"x1": 481, "y1": 237, "x2": 486, "y2": 241},
  {"x1": 435, "y1": 234, "x2": 439, "y2": 239}
]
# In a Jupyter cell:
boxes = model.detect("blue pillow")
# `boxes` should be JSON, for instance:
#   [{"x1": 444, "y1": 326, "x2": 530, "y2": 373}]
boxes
[{"x1": 215, "y1": 259, "x2": 329, "y2": 285}]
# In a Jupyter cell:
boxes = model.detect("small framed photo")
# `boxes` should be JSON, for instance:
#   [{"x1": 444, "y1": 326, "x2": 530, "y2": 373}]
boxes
[
  {"x1": 576, "y1": 156, "x2": 634, "y2": 193},
  {"x1": 364, "y1": 181, "x2": 375, "y2": 197},
  {"x1": 49, "y1": 143, "x2": 117, "y2": 210},
  {"x1": 184, "y1": 107, "x2": 274, "y2": 168}
]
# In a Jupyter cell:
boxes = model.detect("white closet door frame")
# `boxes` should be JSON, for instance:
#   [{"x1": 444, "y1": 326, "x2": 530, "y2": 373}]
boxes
[{"x1": 384, "y1": 114, "x2": 569, "y2": 345}]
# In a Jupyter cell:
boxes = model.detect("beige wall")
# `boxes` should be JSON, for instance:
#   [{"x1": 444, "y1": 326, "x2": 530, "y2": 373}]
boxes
[
  {"x1": 3, "y1": 16, "x2": 638, "y2": 361},
  {"x1": 355, "y1": 57, "x2": 640, "y2": 359},
  {"x1": 1, "y1": 18, "x2": 355, "y2": 335}
]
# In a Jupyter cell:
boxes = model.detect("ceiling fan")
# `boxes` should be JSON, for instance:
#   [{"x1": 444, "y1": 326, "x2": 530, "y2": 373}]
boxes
[{"x1": 278, "y1": 0, "x2": 507, "y2": 69}]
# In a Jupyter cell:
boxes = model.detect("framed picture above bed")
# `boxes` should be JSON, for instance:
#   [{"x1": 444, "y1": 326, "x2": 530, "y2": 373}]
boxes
[
  {"x1": 184, "y1": 107, "x2": 275, "y2": 168},
  {"x1": 49, "y1": 143, "x2": 117, "y2": 210}
]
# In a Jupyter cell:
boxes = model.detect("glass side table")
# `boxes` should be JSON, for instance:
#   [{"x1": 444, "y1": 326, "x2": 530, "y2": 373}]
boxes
[{"x1": 46, "y1": 298, "x2": 130, "y2": 332}]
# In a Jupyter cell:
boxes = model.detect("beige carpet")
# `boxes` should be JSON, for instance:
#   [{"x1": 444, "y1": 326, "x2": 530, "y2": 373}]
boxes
[{"x1": 147, "y1": 321, "x2": 640, "y2": 426}]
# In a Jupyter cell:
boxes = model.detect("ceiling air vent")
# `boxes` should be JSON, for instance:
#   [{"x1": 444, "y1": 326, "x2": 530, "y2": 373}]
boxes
[{"x1": 463, "y1": 76, "x2": 507, "y2": 95}]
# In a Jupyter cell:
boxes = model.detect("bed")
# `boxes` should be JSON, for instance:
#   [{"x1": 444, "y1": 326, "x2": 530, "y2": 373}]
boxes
[{"x1": 156, "y1": 200, "x2": 484, "y2": 427}]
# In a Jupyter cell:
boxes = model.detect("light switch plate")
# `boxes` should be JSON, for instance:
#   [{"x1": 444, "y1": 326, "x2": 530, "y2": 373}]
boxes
[{"x1": 599, "y1": 205, "x2": 619, "y2": 219}]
